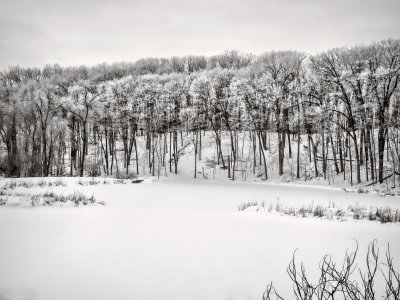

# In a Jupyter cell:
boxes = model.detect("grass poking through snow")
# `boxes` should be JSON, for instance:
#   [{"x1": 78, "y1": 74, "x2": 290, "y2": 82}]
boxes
[
  {"x1": 239, "y1": 199, "x2": 400, "y2": 224},
  {"x1": 0, "y1": 179, "x2": 67, "y2": 190},
  {"x1": 28, "y1": 191, "x2": 98, "y2": 207}
]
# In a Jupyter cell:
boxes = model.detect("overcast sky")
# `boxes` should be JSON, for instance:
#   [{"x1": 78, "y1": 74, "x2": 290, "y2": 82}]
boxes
[{"x1": 0, "y1": 0, "x2": 399, "y2": 69}]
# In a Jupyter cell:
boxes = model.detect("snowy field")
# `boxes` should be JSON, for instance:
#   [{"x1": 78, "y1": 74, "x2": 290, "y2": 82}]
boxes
[{"x1": 0, "y1": 176, "x2": 399, "y2": 300}]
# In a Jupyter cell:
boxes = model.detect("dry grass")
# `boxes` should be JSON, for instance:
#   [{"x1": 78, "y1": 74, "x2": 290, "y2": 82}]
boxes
[
  {"x1": 239, "y1": 199, "x2": 400, "y2": 223},
  {"x1": 29, "y1": 191, "x2": 97, "y2": 206},
  {"x1": 0, "y1": 179, "x2": 66, "y2": 190}
]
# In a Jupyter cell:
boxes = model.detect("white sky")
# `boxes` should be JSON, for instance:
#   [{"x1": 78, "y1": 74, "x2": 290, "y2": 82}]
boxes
[{"x1": 0, "y1": 0, "x2": 399, "y2": 69}]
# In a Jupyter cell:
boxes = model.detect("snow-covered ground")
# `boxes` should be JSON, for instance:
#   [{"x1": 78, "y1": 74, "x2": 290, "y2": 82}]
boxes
[
  {"x1": 0, "y1": 177, "x2": 399, "y2": 300},
  {"x1": 128, "y1": 131, "x2": 400, "y2": 195}
]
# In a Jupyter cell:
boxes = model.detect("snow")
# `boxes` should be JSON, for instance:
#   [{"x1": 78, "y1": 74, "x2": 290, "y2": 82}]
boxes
[{"x1": 0, "y1": 177, "x2": 399, "y2": 300}]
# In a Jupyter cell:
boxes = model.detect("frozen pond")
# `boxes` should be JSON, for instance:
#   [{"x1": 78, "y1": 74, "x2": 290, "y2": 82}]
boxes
[{"x1": 0, "y1": 178, "x2": 399, "y2": 300}]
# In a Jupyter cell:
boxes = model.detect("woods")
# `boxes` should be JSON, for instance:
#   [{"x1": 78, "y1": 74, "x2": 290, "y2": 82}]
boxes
[{"x1": 0, "y1": 40, "x2": 399, "y2": 186}]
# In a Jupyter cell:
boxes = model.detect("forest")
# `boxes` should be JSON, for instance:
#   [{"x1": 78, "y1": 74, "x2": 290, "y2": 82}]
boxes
[{"x1": 0, "y1": 38, "x2": 399, "y2": 187}]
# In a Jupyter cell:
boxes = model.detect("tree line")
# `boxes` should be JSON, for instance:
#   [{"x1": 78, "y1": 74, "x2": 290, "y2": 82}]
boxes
[{"x1": 0, "y1": 39, "x2": 399, "y2": 186}]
